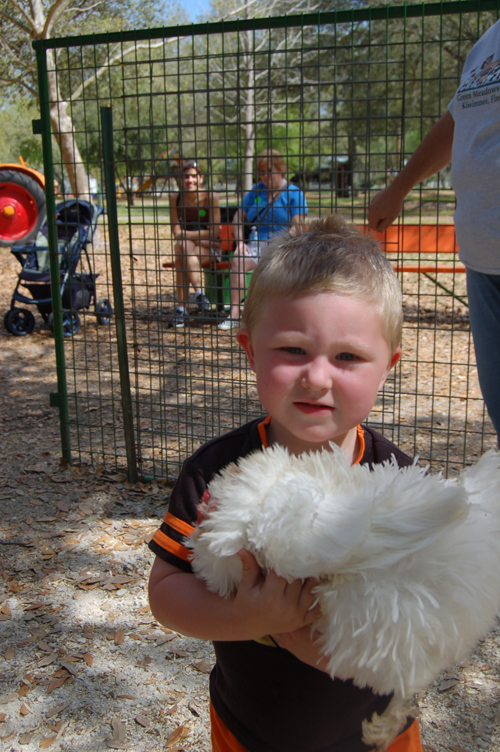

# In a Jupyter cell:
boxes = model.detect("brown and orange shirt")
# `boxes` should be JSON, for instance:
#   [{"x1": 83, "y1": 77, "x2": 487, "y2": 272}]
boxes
[{"x1": 148, "y1": 417, "x2": 414, "y2": 752}]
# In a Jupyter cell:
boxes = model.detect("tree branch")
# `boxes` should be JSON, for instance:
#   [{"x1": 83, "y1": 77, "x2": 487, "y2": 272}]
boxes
[
  {"x1": 43, "y1": 0, "x2": 75, "y2": 38},
  {"x1": 63, "y1": 0, "x2": 107, "y2": 14},
  {"x1": 0, "y1": 4, "x2": 33, "y2": 33},
  {"x1": 67, "y1": 0, "x2": 266, "y2": 103},
  {"x1": 0, "y1": 35, "x2": 37, "y2": 76},
  {"x1": 220, "y1": 0, "x2": 259, "y2": 21},
  {"x1": 0, "y1": 73, "x2": 38, "y2": 97},
  {"x1": 68, "y1": 37, "x2": 172, "y2": 100}
]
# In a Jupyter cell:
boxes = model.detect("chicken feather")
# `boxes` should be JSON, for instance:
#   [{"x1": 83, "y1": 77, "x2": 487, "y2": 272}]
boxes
[{"x1": 187, "y1": 444, "x2": 500, "y2": 751}]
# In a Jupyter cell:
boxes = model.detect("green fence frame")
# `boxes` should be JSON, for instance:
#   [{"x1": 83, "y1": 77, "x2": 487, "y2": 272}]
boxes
[{"x1": 32, "y1": 0, "x2": 499, "y2": 480}]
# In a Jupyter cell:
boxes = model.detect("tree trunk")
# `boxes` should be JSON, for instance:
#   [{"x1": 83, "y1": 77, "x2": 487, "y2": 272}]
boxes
[
  {"x1": 46, "y1": 50, "x2": 90, "y2": 201},
  {"x1": 242, "y1": 33, "x2": 256, "y2": 195},
  {"x1": 29, "y1": 0, "x2": 91, "y2": 201}
]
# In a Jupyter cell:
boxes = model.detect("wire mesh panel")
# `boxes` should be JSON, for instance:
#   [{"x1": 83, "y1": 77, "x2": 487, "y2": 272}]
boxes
[{"x1": 34, "y1": 1, "x2": 499, "y2": 480}]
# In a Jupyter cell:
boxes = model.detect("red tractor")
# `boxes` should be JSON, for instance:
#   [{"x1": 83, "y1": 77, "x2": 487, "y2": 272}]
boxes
[{"x1": 0, "y1": 159, "x2": 46, "y2": 247}]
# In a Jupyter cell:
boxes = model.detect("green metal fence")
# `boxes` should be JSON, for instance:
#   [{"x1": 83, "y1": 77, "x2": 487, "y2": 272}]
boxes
[{"x1": 33, "y1": 0, "x2": 499, "y2": 481}]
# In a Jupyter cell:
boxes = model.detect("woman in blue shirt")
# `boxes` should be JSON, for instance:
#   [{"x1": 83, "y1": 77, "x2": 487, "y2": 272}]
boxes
[{"x1": 218, "y1": 149, "x2": 307, "y2": 330}]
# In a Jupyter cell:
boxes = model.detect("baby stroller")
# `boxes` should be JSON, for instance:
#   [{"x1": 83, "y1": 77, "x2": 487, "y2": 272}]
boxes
[{"x1": 4, "y1": 198, "x2": 112, "y2": 337}]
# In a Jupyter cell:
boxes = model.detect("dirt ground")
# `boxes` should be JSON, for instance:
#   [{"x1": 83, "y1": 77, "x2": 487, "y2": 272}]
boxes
[{"x1": 1, "y1": 242, "x2": 500, "y2": 752}]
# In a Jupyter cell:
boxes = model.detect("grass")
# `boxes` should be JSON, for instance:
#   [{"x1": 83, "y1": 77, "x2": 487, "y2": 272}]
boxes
[{"x1": 113, "y1": 188, "x2": 456, "y2": 225}]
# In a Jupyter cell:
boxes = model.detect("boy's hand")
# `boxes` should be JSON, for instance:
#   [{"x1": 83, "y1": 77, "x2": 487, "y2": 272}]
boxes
[
  {"x1": 232, "y1": 550, "x2": 320, "y2": 638},
  {"x1": 148, "y1": 554, "x2": 319, "y2": 643}
]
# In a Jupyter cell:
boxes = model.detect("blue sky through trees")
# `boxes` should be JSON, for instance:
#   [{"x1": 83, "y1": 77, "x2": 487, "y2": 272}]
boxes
[{"x1": 178, "y1": 0, "x2": 211, "y2": 20}]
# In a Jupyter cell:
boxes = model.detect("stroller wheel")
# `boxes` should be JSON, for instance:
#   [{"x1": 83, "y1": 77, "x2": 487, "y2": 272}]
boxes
[
  {"x1": 96, "y1": 297, "x2": 112, "y2": 325},
  {"x1": 4, "y1": 308, "x2": 35, "y2": 336},
  {"x1": 62, "y1": 312, "x2": 81, "y2": 337},
  {"x1": 47, "y1": 312, "x2": 81, "y2": 337}
]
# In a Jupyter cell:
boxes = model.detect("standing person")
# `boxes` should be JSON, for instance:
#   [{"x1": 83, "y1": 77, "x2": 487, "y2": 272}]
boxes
[
  {"x1": 368, "y1": 19, "x2": 500, "y2": 444},
  {"x1": 168, "y1": 160, "x2": 222, "y2": 329},
  {"x1": 149, "y1": 216, "x2": 423, "y2": 752},
  {"x1": 218, "y1": 148, "x2": 307, "y2": 331}
]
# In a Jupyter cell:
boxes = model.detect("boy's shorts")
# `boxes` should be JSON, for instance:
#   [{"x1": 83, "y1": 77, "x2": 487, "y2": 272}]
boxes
[{"x1": 210, "y1": 701, "x2": 423, "y2": 752}]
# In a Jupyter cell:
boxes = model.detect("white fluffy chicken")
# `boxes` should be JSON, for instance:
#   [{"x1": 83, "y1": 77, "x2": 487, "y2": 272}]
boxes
[{"x1": 187, "y1": 445, "x2": 500, "y2": 751}]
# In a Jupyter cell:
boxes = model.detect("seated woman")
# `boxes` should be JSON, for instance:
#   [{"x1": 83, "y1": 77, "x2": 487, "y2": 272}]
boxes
[
  {"x1": 218, "y1": 148, "x2": 307, "y2": 331},
  {"x1": 168, "y1": 160, "x2": 221, "y2": 329}
]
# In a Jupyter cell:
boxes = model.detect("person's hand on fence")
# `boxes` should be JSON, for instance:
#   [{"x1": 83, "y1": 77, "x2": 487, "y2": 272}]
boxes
[{"x1": 368, "y1": 183, "x2": 405, "y2": 232}]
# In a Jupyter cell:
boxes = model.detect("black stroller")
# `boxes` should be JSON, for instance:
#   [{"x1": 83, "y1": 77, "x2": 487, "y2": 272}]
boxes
[{"x1": 4, "y1": 198, "x2": 112, "y2": 337}]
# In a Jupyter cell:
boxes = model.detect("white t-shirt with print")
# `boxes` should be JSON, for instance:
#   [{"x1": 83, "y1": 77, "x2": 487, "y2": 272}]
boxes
[{"x1": 448, "y1": 19, "x2": 500, "y2": 273}]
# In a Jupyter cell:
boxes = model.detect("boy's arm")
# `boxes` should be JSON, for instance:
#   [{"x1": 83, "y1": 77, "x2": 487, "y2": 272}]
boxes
[
  {"x1": 368, "y1": 110, "x2": 455, "y2": 232},
  {"x1": 149, "y1": 549, "x2": 320, "y2": 642}
]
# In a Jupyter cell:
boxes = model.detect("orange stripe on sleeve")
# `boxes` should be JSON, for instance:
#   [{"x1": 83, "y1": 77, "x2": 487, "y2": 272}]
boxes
[
  {"x1": 152, "y1": 529, "x2": 192, "y2": 562},
  {"x1": 164, "y1": 511, "x2": 195, "y2": 537}
]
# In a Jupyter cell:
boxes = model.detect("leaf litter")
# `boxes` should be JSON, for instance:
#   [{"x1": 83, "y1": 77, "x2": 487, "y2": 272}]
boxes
[{"x1": 0, "y1": 312, "x2": 212, "y2": 751}]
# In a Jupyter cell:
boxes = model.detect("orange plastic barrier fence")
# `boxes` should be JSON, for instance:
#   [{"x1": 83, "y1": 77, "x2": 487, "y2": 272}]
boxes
[
  {"x1": 368, "y1": 224, "x2": 465, "y2": 274},
  {"x1": 163, "y1": 223, "x2": 464, "y2": 275}
]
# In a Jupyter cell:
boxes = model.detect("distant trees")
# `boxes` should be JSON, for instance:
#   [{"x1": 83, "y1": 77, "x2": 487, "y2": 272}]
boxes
[
  {"x1": 0, "y1": 0, "x2": 183, "y2": 196},
  {"x1": 2, "y1": 0, "x2": 497, "y2": 198},
  {"x1": 193, "y1": 1, "x2": 497, "y2": 193},
  {"x1": 204, "y1": 0, "x2": 323, "y2": 192}
]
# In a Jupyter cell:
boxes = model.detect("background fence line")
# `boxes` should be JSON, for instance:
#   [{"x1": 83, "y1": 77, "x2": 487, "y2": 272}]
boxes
[{"x1": 33, "y1": 0, "x2": 499, "y2": 481}]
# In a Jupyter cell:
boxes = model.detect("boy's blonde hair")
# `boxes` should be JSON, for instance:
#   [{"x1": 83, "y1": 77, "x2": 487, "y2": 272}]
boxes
[{"x1": 241, "y1": 214, "x2": 403, "y2": 355}]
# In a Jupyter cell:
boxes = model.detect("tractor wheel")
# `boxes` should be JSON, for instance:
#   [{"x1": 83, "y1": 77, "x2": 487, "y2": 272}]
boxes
[{"x1": 0, "y1": 170, "x2": 46, "y2": 247}]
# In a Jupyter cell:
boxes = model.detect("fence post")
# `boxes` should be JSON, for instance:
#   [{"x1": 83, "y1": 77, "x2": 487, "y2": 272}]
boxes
[
  {"x1": 101, "y1": 106, "x2": 139, "y2": 483},
  {"x1": 34, "y1": 43, "x2": 72, "y2": 465}
]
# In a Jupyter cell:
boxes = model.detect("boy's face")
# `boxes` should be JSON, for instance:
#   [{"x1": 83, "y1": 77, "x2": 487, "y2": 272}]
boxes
[{"x1": 237, "y1": 293, "x2": 400, "y2": 458}]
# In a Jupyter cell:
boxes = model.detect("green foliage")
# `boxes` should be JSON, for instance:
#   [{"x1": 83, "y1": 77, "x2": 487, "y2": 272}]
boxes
[
  {"x1": 0, "y1": 98, "x2": 42, "y2": 166},
  {"x1": 17, "y1": 136, "x2": 44, "y2": 168},
  {"x1": 0, "y1": 0, "x2": 187, "y2": 101},
  {"x1": 0, "y1": 0, "x2": 187, "y2": 189},
  {"x1": 10, "y1": 0, "x2": 499, "y2": 193}
]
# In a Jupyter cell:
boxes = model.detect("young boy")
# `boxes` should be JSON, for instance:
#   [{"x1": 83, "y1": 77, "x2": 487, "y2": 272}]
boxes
[{"x1": 148, "y1": 215, "x2": 423, "y2": 752}]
